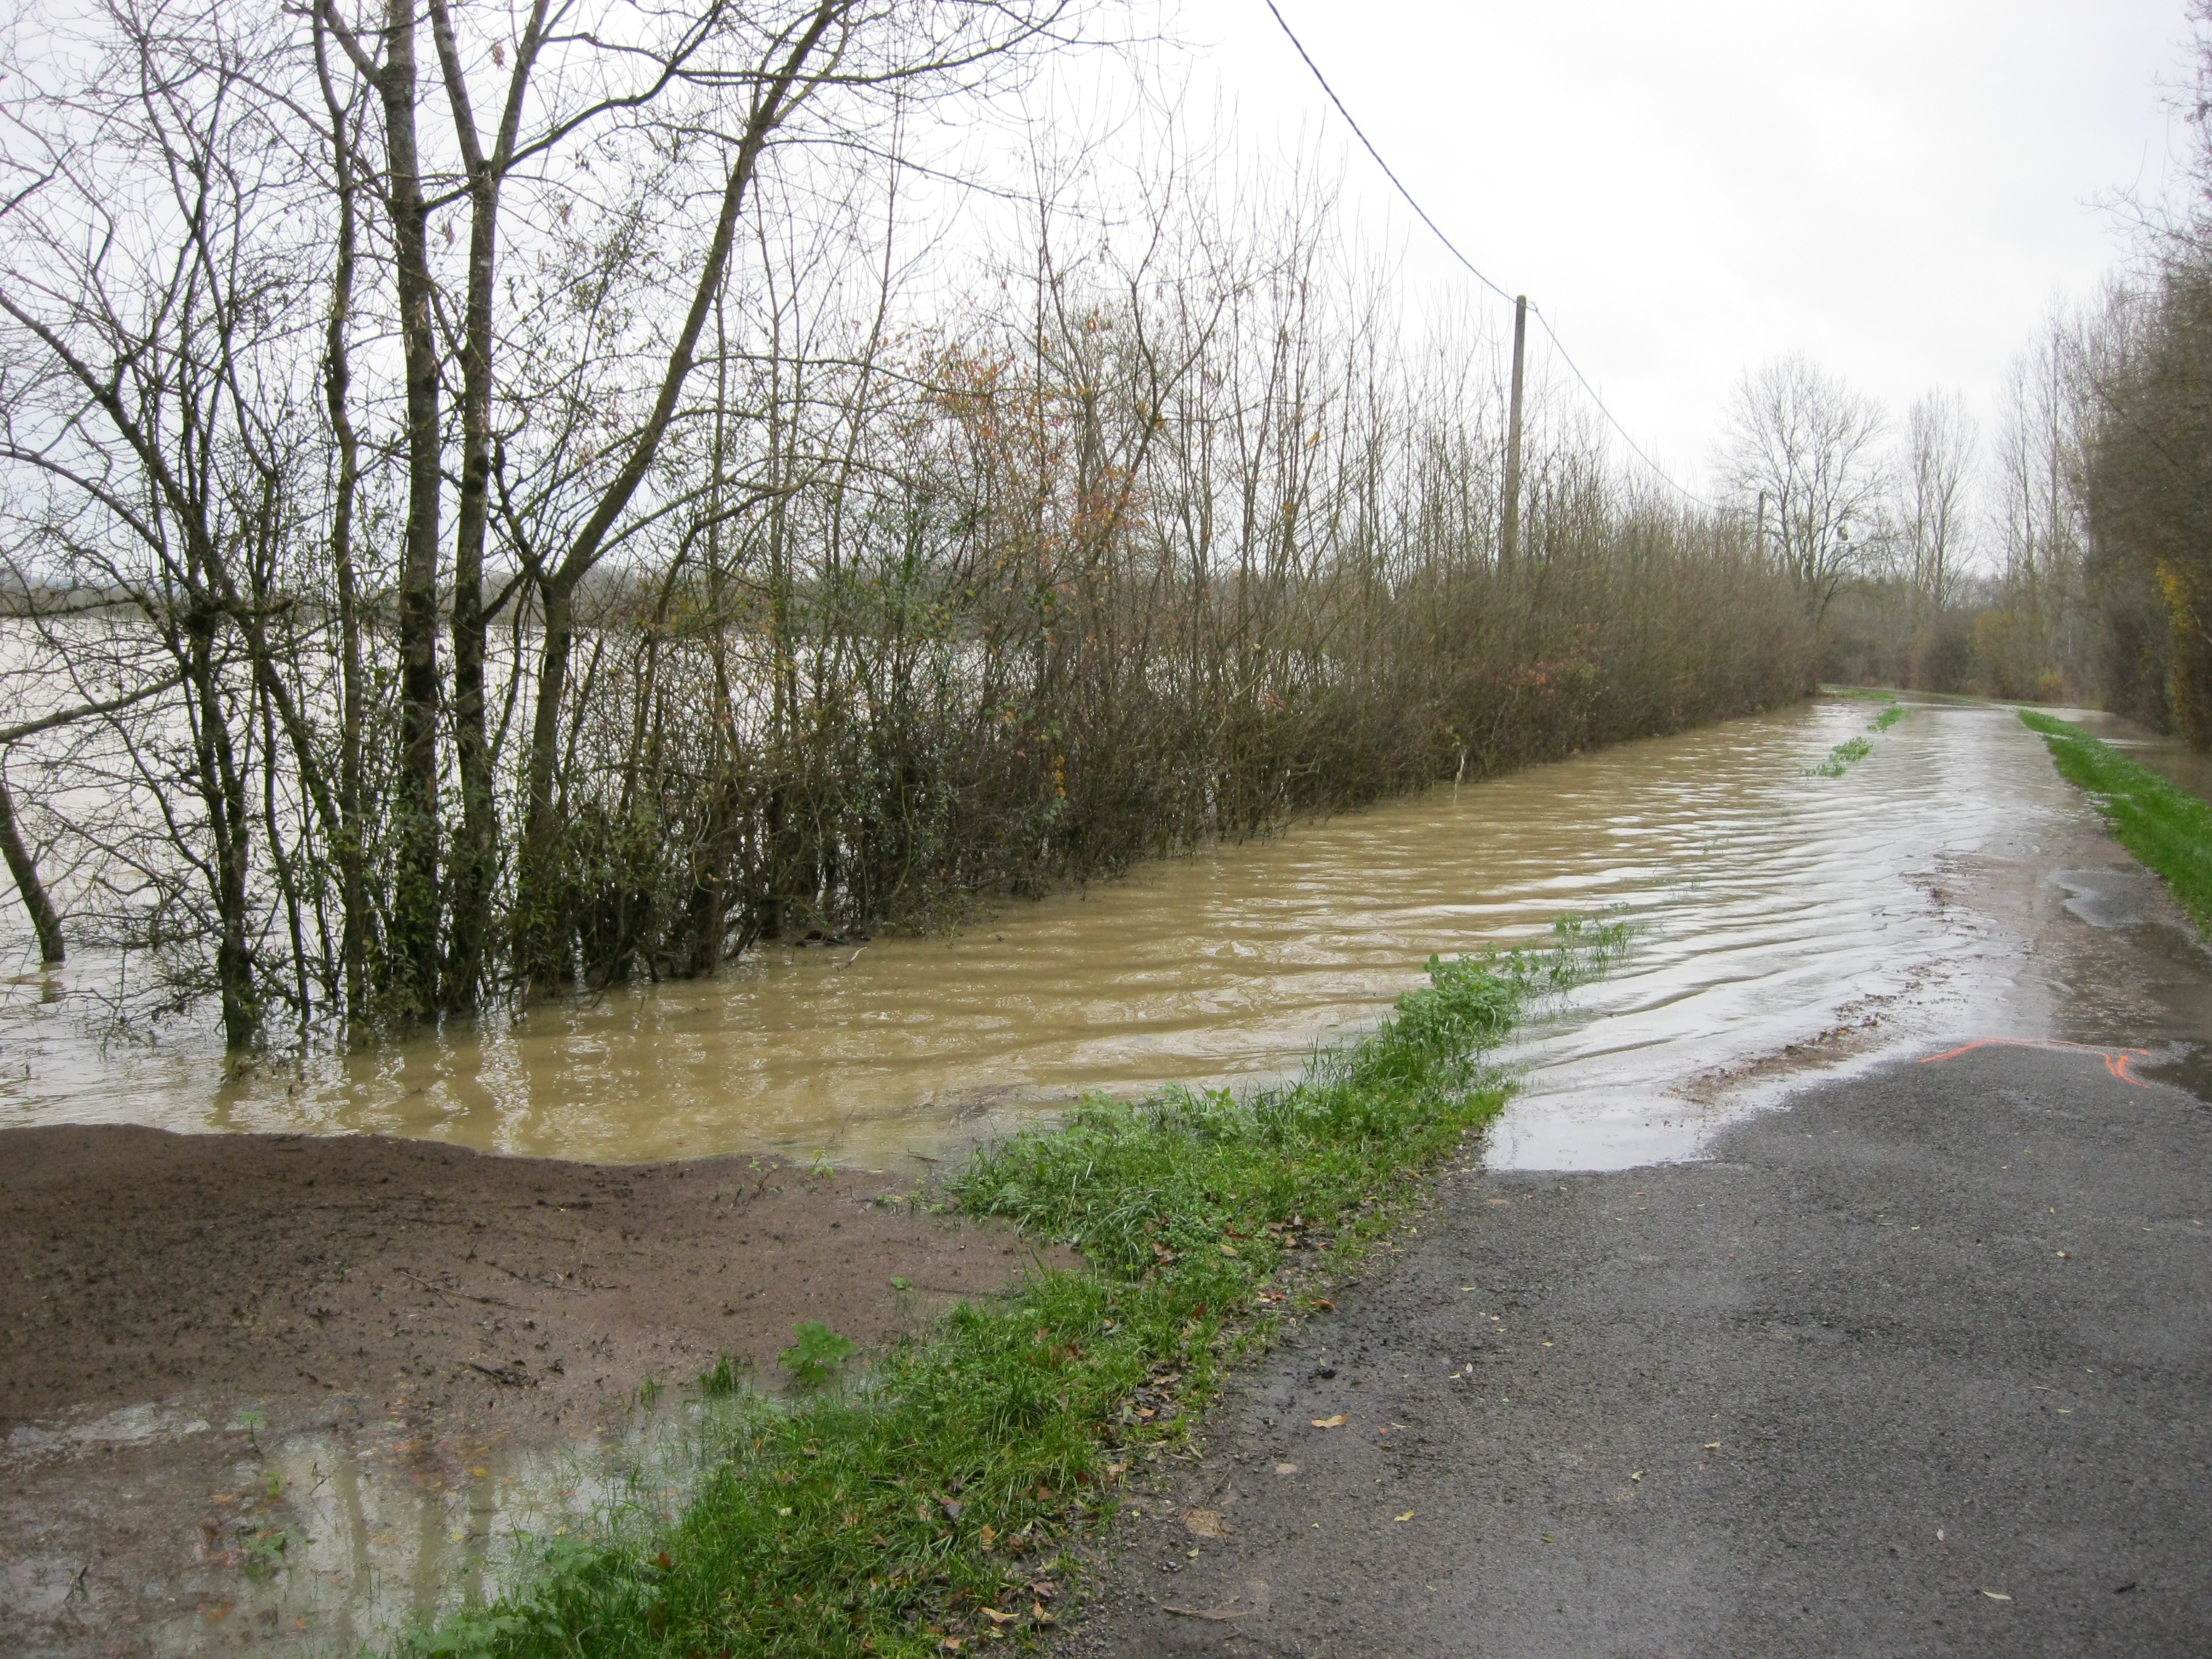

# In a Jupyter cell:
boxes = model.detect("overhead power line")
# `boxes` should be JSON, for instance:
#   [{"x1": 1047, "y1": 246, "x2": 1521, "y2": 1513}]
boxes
[
  {"x1": 1259, "y1": 0, "x2": 1515, "y2": 308},
  {"x1": 1260, "y1": 0, "x2": 1712, "y2": 510}
]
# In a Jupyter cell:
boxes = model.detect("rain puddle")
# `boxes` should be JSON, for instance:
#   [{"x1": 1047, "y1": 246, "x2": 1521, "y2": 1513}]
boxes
[
  {"x1": 4, "y1": 696, "x2": 2205, "y2": 1172},
  {"x1": 5, "y1": 1387, "x2": 732, "y2": 1657}
]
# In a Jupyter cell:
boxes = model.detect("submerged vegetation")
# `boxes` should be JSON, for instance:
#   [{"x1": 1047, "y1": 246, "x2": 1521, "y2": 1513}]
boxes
[
  {"x1": 0, "y1": 0, "x2": 1810, "y2": 1051},
  {"x1": 397, "y1": 916, "x2": 1627, "y2": 1658},
  {"x1": 2018, "y1": 710, "x2": 2212, "y2": 933},
  {"x1": 1805, "y1": 695, "x2": 1906, "y2": 777}
]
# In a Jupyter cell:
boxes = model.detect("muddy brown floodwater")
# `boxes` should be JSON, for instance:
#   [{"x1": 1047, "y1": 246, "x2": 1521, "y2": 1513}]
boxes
[
  {"x1": 4, "y1": 694, "x2": 2210, "y2": 1657},
  {"x1": 8, "y1": 695, "x2": 2198, "y2": 1171}
]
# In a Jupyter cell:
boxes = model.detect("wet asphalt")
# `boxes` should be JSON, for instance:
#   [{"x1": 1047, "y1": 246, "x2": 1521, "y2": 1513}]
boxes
[{"x1": 1063, "y1": 1043, "x2": 2212, "y2": 1657}]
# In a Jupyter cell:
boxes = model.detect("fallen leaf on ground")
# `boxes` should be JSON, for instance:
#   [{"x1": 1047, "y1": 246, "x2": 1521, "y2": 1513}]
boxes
[
  {"x1": 1182, "y1": 1509, "x2": 1230, "y2": 1538},
  {"x1": 1702, "y1": 1441, "x2": 1721, "y2": 1450},
  {"x1": 1273, "y1": 1461, "x2": 1299, "y2": 1475},
  {"x1": 1311, "y1": 1414, "x2": 1349, "y2": 1429},
  {"x1": 1219, "y1": 1242, "x2": 1238, "y2": 1256},
  {"x1": 1982, "y1": 1590, "x2": 2011, "y2": 1601},
  {"x1": 1308, "y1": 1298, "x2": 1335, "y2": 1312},
  {"x1": 979, "y1": 1608, "x2": 1017, "y2": 1626},
  {"x1": 1394, "y1": 1510, "x2": 1415, "y2": 1523}
]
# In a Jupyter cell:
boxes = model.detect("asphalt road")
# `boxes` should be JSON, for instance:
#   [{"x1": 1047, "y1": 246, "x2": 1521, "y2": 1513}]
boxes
[{"x1": 1063, "y1": 1042, "x2": 2212, "y2": 1657}]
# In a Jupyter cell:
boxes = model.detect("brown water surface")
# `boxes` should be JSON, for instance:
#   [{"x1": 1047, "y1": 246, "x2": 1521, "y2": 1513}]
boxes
[{"x1": 8, "y1": 695, "x2": 2188, "y2": 1172}]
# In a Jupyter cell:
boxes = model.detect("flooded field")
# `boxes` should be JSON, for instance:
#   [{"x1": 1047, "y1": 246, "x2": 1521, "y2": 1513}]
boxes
[
  {"x1": 2, "y1": 695, "x2": 2205, "y2": 1173},
  {"x1": 8, "y1": 692, "x2": 2212, "y2": 1658}
]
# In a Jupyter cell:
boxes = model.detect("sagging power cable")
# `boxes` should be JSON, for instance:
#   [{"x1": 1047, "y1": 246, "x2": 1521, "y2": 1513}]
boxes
[{"x1": 1261, "y1": 0, "x2": 1713, "y2": 509}]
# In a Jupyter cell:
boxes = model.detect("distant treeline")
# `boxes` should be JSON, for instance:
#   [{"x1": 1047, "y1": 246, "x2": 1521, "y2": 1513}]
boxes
[
  {"x1": 1785, "y1": 10, "x2": 2212, "y2": 734},
  {"x1": 0, "y1": 0, "x2": 1812, "y2": 1049}
]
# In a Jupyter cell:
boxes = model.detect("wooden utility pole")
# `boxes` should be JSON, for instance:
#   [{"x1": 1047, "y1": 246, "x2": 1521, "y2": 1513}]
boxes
[
  {"x1": 1756, "y1": 489, "x2": 1769, "y2": 560},
  {"x1": 1501, "y1": 294, "x2": 1527, "y2": 568}
]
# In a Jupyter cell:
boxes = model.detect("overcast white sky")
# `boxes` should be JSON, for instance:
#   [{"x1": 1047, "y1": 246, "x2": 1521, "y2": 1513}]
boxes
[{"x1": 1156, "y1": 0, "x2": 2194, "y2": 497}]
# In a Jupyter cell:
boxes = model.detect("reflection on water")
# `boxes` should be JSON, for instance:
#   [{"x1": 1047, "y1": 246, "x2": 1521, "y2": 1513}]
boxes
[
  {"x1": 2, "y1": 1392, "x2": 726, "y2": 1657},
  {"x1": 2068, "y1": 705, "x2": 2212, "y2": 801},
  {"x1": 0, "y1": 697, "x2": 2197, "y2": 1170}
]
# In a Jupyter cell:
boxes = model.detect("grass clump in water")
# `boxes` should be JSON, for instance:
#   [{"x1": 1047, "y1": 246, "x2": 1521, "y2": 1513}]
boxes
[
  {"x1": 395, "y1": 914, "x2": 1628, "y2": 1659},
  {"x1": 2018, "y1": 709, "x2": 2212, "y2": 934},
  {"x1": 1806, "y1": 734, "x2": 1876, "y2": 777},
  {"x1": 1806, "y1": 693, "x2": 1909, "y2": 774}
]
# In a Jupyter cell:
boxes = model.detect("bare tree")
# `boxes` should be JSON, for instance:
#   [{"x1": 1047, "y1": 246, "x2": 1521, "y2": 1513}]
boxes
[
  {"x1": 1992, "y1": 318, "x2": 2091, "y2": 643},
  {"x1": 1720, "y1": 354, "x2": 1888, "y2": 622},
  {"x1": 1895, "y1": 389, "x2": 1976, "y2": 615}
]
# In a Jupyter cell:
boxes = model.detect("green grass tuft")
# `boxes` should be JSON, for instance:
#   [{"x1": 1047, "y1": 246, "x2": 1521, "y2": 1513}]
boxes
[
  {"x1": 1806, "y1": 734, "x2": 1875, "y2": 777},
  {"x1": 394, "y1": 914, "x2": 1629, "y2": 1659},
  {"x1": 1869, "y1": 705, "x2": 1906, "y2": 733},
  {"x1": 2017, "y1": 709, "x2": 2212, "y2": 934},
  {"x1": 697, "y1": 1354, "x2": 750, "y2": 1398},
  {"x1": 780, "y1": 1322, "x2": 859, "y2": 1391}
]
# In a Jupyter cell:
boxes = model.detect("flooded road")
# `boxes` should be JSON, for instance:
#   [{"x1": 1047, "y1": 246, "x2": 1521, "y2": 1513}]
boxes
[
  {"x1": 8, "y1": 694, "x2": 2212, "y2": 1657},
  {"x1": 3, "y1": 695, "x2": 2206, "y2": 1172}
]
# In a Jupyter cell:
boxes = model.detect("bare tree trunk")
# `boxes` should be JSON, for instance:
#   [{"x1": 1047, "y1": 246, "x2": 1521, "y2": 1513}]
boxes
[
  {"x1": 181, "y1": 602, "x2": 258, "y2": 1049},
  {"x1": 427, "y1": 0, "x2": 548, "y2": 1010},
  {"x1": 516, "y1": 578, "x2": 575, "y2": 987},
  {"x1": 316, "y1": 17, "x2": 371, "y2": 1028},
  {"x1": 378, "y1": 0, "x2": 443, "y2": 1016},
  {"x1": 0, "y1": 765, "x2": 63, "y2": 965}
]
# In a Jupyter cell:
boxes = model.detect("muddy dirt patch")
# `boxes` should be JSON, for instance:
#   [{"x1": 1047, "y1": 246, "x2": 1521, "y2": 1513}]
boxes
[{"x1": 2, "y1": 1125, "x2": 1061, "y2": 1656}]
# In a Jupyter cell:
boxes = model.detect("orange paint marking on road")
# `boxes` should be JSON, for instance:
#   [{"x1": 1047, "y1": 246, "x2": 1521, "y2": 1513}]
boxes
[{"x1": 1918, "y1": 1037, "x2": 2153, "y2": 1087}]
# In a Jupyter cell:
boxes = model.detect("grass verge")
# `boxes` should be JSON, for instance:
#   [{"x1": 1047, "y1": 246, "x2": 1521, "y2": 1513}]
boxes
[
  {"x1": 1818, "y1": 685, "x2": 1900, "y2": 704},
  {"x1": 399, "y1": 914, "x2": 1629, "y2": 1659},
  {"x1": 2017, "y1": 709, "x2": 2212, "y2": 934}
]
